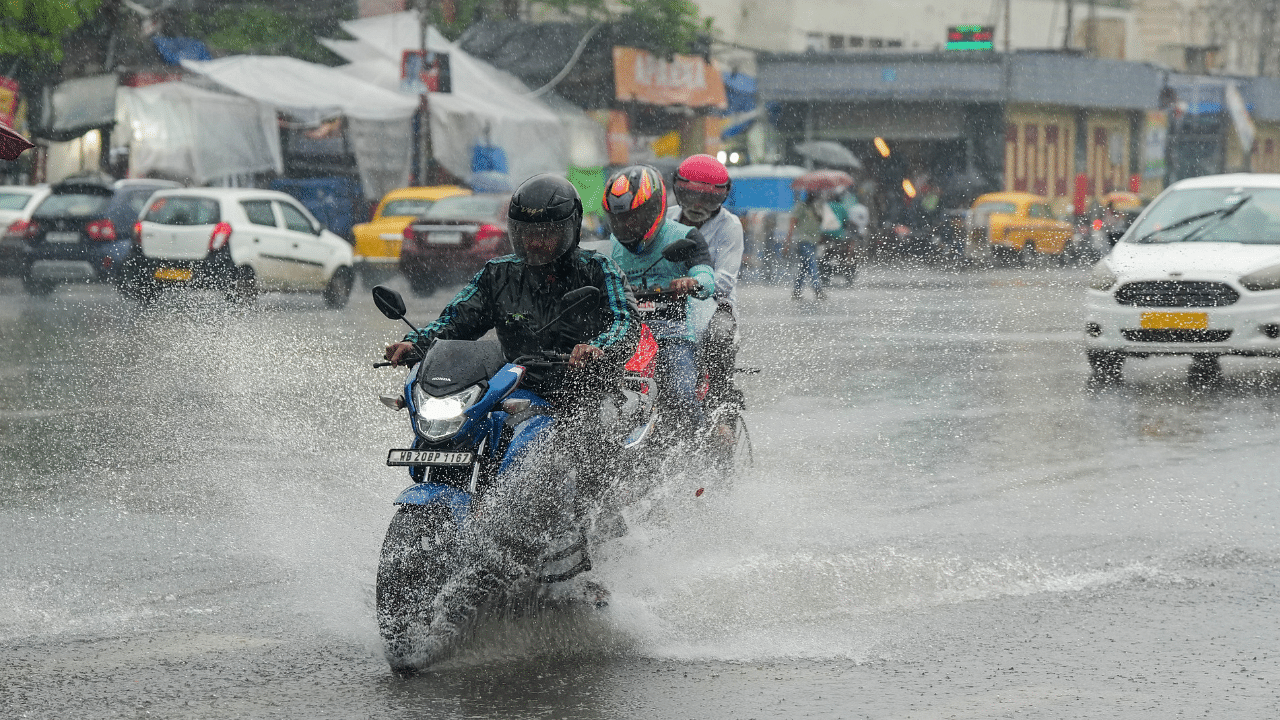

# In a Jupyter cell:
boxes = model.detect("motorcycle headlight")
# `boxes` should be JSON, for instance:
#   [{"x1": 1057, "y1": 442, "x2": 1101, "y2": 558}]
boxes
[
  {"x1": 1089, "y1": 262, "x2": 1118, "y2": 291},
  {"x1": 411, "y1": 383, "x2": 484, "y2": 441},
  {"x1": 1240, "y1": 264, "x2": 1280, "y2": 292}
]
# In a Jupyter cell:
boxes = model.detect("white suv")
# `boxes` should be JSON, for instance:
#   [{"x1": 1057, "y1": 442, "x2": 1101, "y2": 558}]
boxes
[
  {"x1": 123, "y1": 188, "x2": 355, "y2": 307},
  {"x1": 1085, "y1": 173, "x2": 1280, "y2": 382}
]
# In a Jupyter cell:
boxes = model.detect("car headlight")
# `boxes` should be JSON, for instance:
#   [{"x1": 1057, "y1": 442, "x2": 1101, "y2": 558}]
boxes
[
  {"x1": 1088, "y1": 262, "x2": 1117, "y2": 291},
  {"x1": 1240, "y1": 264, "x2": 1280, "y2": 291},
  {"x1": 411, "y1": 383, "x2": 484, "y2": 441}
]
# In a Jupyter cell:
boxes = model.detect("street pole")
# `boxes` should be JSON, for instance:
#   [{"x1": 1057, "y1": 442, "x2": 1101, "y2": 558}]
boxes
[
  {"x1": 1063, "y1": 0, "x2": 1074, "y2": 51},
  {"x1": 1003, "y1": 0, "x2": 1012, "y2": 52},
  {"x1": 417, "y1": 0, "x2": 434, "y2": 185},
  {"x1": 1259, "y1": 0, "x2": 1277, "y2": 77}
]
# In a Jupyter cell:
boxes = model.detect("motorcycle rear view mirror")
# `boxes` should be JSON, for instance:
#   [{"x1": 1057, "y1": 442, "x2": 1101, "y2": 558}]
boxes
[
  {"x1": 534, "y1": 286, "x2": 602, "y2": 335},
  {"x1": 372, "y1": 285, "x2": 418, "y2": 332},
  {"x1": 661, "y1": 237, "x2": 698, "y2": 263}
]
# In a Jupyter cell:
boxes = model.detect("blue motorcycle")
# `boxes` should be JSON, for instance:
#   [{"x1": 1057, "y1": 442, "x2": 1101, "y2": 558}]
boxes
[{"x1": 369, "y1": 285, "x2": 656, "y2": 672}]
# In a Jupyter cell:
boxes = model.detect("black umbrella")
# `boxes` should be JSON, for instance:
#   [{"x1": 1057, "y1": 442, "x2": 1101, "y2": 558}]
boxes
[{"x1": 794, "y1": 140, "x2": 863, "y2": 170}]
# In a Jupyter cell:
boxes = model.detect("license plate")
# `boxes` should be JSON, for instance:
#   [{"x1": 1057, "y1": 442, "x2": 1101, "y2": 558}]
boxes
[
  {"x1": 427, "y1": 231, "x2": 463, "y2": 245},
  {"x1": 387, "y1": 449, "x2": 474, "y2": 467},
  {"x1": 636, "y1": 301, "x2": 657, "y2": 313},
  {"x1": 1140, "y1": 311, "x2": 1208, "y2": 330},
  {"x1": 154, "y1": 267, "x2": 193, "y2": 282},
  {"x1": 45, "y1": 231, "x2": 80, "y2": 243}
]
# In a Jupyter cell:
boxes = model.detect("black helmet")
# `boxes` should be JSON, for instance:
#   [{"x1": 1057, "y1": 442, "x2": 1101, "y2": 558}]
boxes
[{"x1": 508, "y1": 174, "x2": 583, "y2": 266}]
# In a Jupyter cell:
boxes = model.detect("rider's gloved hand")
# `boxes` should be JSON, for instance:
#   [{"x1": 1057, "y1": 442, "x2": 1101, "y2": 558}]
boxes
[
  {"x1": 667, "y1": 277, "x2": 699, "y2": 296},
  {"x1": 384, "y1": 341, "x2": 417, "y2": 366},
  {"x1": 569, "y1": 343, "x2": 604, "y2": 368}
]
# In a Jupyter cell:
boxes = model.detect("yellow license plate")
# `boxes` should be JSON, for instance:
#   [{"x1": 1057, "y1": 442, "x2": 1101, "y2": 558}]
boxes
[
  {"x1": 153, "y1": 267, "x2": 192, "y2": 282},
  {"x1": 1140, "y1": 311, "x2": 1208, "y2": 330}
]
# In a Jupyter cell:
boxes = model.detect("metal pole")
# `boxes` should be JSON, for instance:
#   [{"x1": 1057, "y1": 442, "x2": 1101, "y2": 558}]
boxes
[
  {"x1": 1086, "y1": 0, "x2": 1096, "y2": 56},
  {"x1": 1259, "y1": 0, "x2": 1277, "y2": 77},
  {"x1": 1004, "y1": 0, "x2": 1012, "y2": 52},
  {"x1": 418, "y1": 0, "x2": 434, "y2": 185},
  {"x1": 1063, "y1": 0, "x2": 1074, "y2": 50}
]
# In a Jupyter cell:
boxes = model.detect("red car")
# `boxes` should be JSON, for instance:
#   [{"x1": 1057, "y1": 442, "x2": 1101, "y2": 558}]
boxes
[{"x1": 399, "y1": 193, "x2": 509, "y2": 296}]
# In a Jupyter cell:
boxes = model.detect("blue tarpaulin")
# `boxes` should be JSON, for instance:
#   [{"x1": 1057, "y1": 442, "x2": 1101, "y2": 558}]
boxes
[
  {"x1": 152, "y1": 37, "x2": 212, "y2": 65},
  {"x1": 471, "y1": 143, "x2": 509, "y2": 174}
]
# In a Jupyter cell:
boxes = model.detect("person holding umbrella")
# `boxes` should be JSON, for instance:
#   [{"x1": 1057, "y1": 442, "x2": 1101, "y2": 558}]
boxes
[
  {"x1": 787, "y1": 170, "x2": 852, "y2": 300},
  {"x1": 786, "y1": 190, "x2": 826, "y2": 300}
]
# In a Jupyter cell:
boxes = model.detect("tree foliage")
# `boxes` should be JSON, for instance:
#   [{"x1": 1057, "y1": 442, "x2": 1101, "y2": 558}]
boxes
[
  {"x1": 0, "y1": 0, "x2": 103, "y2": 63},
  {"x1": 434, "y1": 0, "x2": 712, "y2": 57},
  {"x1": 181, "y1": 5, "x2": 349, "y2": 66}
]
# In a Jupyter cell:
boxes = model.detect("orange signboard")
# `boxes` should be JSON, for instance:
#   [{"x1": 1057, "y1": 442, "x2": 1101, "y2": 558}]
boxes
[{"x1": 613, "y1": 47, "x2": 726, "y2": 109}]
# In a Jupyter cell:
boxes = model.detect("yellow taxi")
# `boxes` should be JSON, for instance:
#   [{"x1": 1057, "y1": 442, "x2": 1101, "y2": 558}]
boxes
[
  {"x1": 969, "y1": 191, "x2": 1074, "y2": 264},
  {"x1": 353, "y1": 185, "x2": 470, "y2": 285}
]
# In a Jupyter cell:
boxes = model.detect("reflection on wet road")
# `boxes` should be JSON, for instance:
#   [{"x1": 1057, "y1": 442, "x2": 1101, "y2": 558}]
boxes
[{"x1": 1, "y1": 266, "x2": 1277, "y2": 718}]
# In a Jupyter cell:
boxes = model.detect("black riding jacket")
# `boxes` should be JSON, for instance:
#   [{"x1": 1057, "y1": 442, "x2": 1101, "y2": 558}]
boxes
[{"x1": 404, "y1": 249, "x2": 638, "y2": 395}]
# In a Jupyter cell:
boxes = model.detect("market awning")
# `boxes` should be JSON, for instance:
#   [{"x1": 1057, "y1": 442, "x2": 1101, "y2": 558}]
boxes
[
  {"x1": 41, "y1": 74, "x2": 118, "y2": 142},
  {"x1": 181, "y1": 55, "x2": 419, "y2": 123}
]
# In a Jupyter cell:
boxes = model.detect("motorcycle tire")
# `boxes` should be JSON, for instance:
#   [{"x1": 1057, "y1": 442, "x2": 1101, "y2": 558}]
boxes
[{"x1": 376, "y1": 504, "x2": 457, "y2": 674}]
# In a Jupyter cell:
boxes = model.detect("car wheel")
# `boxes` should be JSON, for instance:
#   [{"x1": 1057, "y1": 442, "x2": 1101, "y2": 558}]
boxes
[
  {"x1": 406, "y1": 271, "x2": 437, "y2": 297},
  {"x1": 226, "y1": 265, "x2": 258, "y2": 304},
  {"x1": 1087, "y1": 350, "x2": 1125, "y2": 385},
  {"x1": 323, "y1": 266, "x2": 354, "y2": 309},
  {"x1": 22, "y1": 273, "x2": 55, "y2": 297}
]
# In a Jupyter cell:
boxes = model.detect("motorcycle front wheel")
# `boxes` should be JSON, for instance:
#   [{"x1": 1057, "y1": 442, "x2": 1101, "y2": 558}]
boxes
[{"x1": 376, "y1": 503, "x2": 457, "y2": 674}]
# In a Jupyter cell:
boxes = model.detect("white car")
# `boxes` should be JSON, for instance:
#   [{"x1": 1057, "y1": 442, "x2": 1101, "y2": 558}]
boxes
[
  {"x1": 0, "y1": 185, "x2": 50, "y2": 273},
  {"x1": 1085, "y1": 173, "x2": 1280, "y2": 382},
  {"x1": 124, "y1": 188, "x2": 355, "y2": 307}
]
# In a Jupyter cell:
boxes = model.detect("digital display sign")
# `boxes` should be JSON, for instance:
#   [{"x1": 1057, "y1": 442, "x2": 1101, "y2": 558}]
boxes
[{"x1": 946, "y1": 25, "x2": 994, "y2": 51}]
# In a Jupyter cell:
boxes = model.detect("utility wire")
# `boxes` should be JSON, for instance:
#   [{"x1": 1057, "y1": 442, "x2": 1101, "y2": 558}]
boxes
[{"x1": 527, "y1": 21, "x2": 605, "y2": 98}]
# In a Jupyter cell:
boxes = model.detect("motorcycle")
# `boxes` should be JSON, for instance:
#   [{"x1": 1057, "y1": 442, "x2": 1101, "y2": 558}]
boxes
[
  {"x1": 630, "y1": 286, "x2": 753, "y2": 476},
  {"x1": 369, "y1": 284, "x2": 658, "y2": 673}
]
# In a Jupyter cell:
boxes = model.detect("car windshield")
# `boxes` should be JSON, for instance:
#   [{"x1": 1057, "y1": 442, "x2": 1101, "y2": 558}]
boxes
[
  {"x1": 33, "y1": 189, "x2": 112, "y2": 218},
  {"x1": 0, "y1": 191, "x2": 35, "y2": 212},
  {"x1": 1126, "y1": 187, "x2": 1280, "y2": 244},
  {"x1": 382, "y1": 198, "x2": 438, "y2": 217},
  {"x1": 424, "y1": 195, "x2": 504, "y2": 222},
  {"x1": 972, "y1": 201, "x2": 1017, "y2": 226}
]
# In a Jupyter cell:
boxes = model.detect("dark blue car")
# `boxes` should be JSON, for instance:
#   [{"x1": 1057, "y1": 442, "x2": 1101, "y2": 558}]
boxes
[{"x1": 20, "y1": 178, "x2": 179, "y2": 296}]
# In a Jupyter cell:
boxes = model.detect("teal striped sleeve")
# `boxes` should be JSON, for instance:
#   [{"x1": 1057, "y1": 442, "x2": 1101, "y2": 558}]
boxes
[
  {"x1": 403, "y1": 266, "x2": 488, "y2": 344},
  {"x1": 589, "y1": 254, "x2": 635, "y2": 351},
  {"x1": 689, "y1": 263, "x2": 715, "y2": 300}
]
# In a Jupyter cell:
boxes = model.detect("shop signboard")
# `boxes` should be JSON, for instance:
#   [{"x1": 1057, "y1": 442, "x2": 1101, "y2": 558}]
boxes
[
  {"x1": 0, "y1": 77, "x2": 19, "y2": 128},
  {"x1": 401, "y1": 51, "x2": 451, "y2": 94},
  {"x1": 613, "y1": 47, "x2": 726, "y2": 109}
]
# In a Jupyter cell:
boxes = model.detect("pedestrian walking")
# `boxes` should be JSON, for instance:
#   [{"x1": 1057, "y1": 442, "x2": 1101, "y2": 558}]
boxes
[{"x1": 787, "y1": 191, "x2": 825, "y2": 300}]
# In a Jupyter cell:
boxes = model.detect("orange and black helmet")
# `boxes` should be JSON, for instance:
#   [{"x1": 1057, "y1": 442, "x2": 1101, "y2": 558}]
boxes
[{"x1": 602, "y1": 165, "x2": 666, "y2": 248}]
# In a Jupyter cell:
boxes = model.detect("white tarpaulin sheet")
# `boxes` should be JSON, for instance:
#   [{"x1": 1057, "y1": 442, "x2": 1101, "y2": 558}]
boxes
[
  {"x1": 181, "y1": 55, "x2": 419, "y2": 123},
  {"x1": 326, "y1": 12, "x2": 606, "y2": 184},
  {"x1": 182, "y1": 55, "x2": 418, "y2": 199},
  {"x1": 117, "y1": 82, "x2": 283, "y2": 183}
]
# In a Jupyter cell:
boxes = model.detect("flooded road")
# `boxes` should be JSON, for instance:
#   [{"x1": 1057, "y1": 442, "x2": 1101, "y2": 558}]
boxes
[{"x1": 2, "y1": 266, "x2": 1277, "y2": 718}]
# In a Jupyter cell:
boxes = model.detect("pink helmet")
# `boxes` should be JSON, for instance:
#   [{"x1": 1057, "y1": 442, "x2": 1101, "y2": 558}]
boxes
[{"x1": 673, "y1": 154, "x2": 731, "y2": 224}]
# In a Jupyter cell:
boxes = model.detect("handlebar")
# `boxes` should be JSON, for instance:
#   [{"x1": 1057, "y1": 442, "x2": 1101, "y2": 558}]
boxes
[
  {"x1": 633, "y1": 288, "x2": 687, "y2": 302},
  {"x1": 513, "y1": 352, "x2": 572, "y2": 366}
]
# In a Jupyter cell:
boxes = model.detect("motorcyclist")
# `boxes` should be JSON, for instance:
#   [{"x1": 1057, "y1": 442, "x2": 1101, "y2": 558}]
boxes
[
  {"x1": 381, "y1": 174, "x2": 637, "y2": 663},
  {"x1": 603, "y1": 164, "x2": 715, "y2": 435},
  {"x1": 667, "y1": 154, "x2": 744, "y2": 427}
]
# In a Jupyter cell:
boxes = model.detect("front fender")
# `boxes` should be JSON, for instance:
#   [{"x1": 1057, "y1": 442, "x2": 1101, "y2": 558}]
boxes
[{"x1": 394, "y1": 482, "x2": 470, "y2": 525}]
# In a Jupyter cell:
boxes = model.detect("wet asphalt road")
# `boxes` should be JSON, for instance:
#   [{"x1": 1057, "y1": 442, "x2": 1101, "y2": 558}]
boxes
[{"x1": 1, "y1": 265, "x2": 1278, "y2": 719}]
